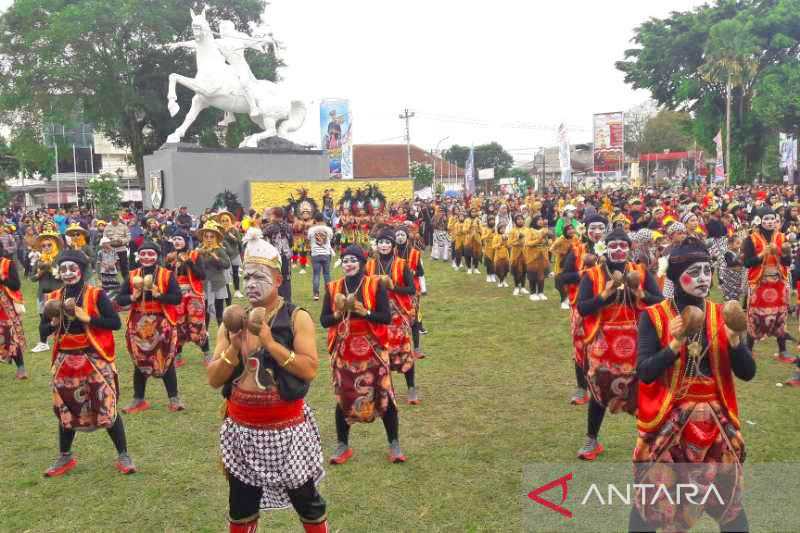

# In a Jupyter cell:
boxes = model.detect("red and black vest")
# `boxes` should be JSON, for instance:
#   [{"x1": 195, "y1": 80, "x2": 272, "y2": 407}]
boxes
[
  {"x1": 49, "y1": 285, "x2": 115, "y2": 363},
  {"x1": 128, "y1": 266, "x2": 178, "y2": 325}
]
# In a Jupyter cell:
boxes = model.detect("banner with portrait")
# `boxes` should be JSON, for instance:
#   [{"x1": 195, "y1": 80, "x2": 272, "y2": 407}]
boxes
[
  {"x1": 320, "y1": 99, "x2": 353, "y2": 179},
  {"x1": 592, "y1": 112, "x2": 624, "y2": 173}
]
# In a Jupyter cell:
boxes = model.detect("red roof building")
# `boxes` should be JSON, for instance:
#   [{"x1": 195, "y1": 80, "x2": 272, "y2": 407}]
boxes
[{"x1": 353, "y1": 144, "x2": 464, "y2": 181}]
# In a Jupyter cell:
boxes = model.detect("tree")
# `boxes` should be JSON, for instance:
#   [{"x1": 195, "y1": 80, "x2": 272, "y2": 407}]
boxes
[
  {"x1": 510, "y1": 167, "x2": 533, "y2": 193},
  {"x1": 639, "y1": 110, "x2": 693, "y2": 154},
  {"x1": 410, "y1": 161, "x2": 433, "y2": 190},
  {"x1": 212, "y1": 190, "x2": 243, "y2": 217},
  {"x1": 616, "y1": 0, "x2": 800, "y2": 183},
  {"x1": 443, "y1": 142, "x2": 514, "y2": 178},
  {"x1": 87, "y1": 173, "x2": 122, "y2": 218},
  {"x1": 624, "y1": 100, "x2": 657, "y2": 156},
  {"x1": 0, "y1": 0, "x2": 277, "y2": 180}
]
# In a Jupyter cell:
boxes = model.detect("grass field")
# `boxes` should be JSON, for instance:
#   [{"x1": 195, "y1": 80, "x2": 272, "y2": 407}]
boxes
[{"x1": 2, "y1": 255, "x2": 799, "y2": 532}]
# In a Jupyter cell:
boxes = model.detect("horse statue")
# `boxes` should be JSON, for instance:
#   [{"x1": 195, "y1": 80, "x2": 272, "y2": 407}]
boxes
[{"x1": 165, "y1": 7, "x2": 306, "y2": 148}]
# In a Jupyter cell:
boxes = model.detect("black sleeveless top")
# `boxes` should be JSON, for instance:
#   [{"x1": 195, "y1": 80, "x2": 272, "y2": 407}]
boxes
[{"x1": 221, "y1": 302, "x2": 309, "y2": 400}]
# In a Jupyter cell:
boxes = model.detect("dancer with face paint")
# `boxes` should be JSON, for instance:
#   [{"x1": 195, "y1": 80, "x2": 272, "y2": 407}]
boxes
[
  {"x1": 576, "y1": 227, "x2": 663, "y2": 460},
  {"x1": 44, "y1": 250, "x2": 135, "y2": 477},
  {"x1": 116, "y1": 241, "x2": 184, "y2": 413},
  {"x1": 197, "y1": 221, "x2": 232, "y2": 329},
  {"x1": 0, "y1": 240, "x2": 26, "y2": 380},
  {"x1": 166, "y1": 232, "x2": 210, "y2": 366},
  {"x1": 559, "y1": 214, "x2": 609, "y2": 406},
  {"x1": 508, "y1": 214, "x2": 530, "y2": 296},
  {"x1": 321, "y1": 245, "x2": 406, "y2": 464},
  {"x1": 395, "y1": 225, "x2": 428, "y2": 359},
  {"x1": 630, "y1": 237, "x2": 754, "y2": 532},
  {"x1": 366, "y1": 229, "x2": 420, "y2": 403},
  {"x1": 208, "y1": 234, "x2": 327, "y2": 533},
  {"x1": 741, "y1": 207, "x2": 793, "y2": 360}
]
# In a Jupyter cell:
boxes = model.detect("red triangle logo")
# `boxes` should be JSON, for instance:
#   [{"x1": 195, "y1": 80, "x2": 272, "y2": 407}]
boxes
[{"x1": 527, "y1": 472, "x2": 573, "y2": 518}]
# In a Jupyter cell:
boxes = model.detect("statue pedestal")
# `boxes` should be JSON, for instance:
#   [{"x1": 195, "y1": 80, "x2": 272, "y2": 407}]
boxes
[{"x1": 143, "y1": 140, "x2": 328, "y2": 212}]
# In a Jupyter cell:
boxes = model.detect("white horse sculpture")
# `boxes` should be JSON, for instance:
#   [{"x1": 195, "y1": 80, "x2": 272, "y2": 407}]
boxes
[{"x1": 165, "y1": 7, "x2": 306, "y2": 148}]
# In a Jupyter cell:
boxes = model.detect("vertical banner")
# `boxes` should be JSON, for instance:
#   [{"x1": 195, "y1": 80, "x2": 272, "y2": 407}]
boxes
[
  {"x1": 557, "y1": 123, "x2": 572, "y2": 186},
  {"x1": 780, "y1": 133, "x2": 798, "y2": 183},
  {"x1": 592, "y1": 112, "x2": 624, "y2": 174},
  {"x1": 320, "y1": 99, "x2": 353, "y2": 179},
  {"x1": 465, "y1": 145, "x2": 475, "y2": 195},
  {"x1": 714, "y1": 130, "x2": 725, "y2": 182}
]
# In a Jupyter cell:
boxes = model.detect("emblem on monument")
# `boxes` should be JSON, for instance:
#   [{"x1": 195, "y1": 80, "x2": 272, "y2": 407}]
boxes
[
  {"x1": 164, "y1": 7, "x2": 306, "y2": 148},
  {"x1": 149, "y1": 171, "x2": 164, "y2": 208}
]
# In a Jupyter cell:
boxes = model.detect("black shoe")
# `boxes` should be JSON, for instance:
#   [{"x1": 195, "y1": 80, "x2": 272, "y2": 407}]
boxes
[{"x1": 419, "y1": 325, "x2": 428, "y2": 335}]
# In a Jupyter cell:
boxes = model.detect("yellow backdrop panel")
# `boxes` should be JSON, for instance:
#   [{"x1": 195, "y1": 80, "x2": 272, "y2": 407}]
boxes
[{"x1": 250, "y1": 180, "x2": 414, "y2": 213}]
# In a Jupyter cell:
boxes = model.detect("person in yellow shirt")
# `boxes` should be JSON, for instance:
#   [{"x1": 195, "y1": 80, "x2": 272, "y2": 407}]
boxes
[
  {"x1": 452, "y1": 211, "x2": 467, "y2": 271},
  {"x1": 464, "y1": 208, "x2": 483, "y2": 275},
  {"x1": 492, "y1": 228, "x2": 510, "y2": 288},
  {"x1": 447, "y1": 208, "x2": 460, "y2": 270},
  {"x1": 524, "y1": 215, "x2": 552, "y2": 301},
  {"x1": 481, "y1": 215, "x2": 497, "y2": 283},
  {"x1": 508, "y1": 214, "x2": 529, "y2": 296}
]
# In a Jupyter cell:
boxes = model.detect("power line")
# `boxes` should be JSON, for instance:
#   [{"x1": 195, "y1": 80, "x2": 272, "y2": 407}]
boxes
[{"x1": 399, "y1": 108, "x2": 415, "y2": 179}]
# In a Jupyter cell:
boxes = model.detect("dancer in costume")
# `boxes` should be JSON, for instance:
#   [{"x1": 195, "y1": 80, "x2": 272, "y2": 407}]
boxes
[
  {"x1": 630, "y1": 237, "x2": 754, "y2": 532},
  {"x1": 430, "y1": 205, "x2": 451, "y2": 261},
  {"x1": 366, "y1": 229, "x2": 419, "y2": 403},
  {"x1": 742, "y1": 207, "x2": 792, "y2": 361},
  {"x1": 44, "y1": 250, "x2": 135, "y2": 477},
  {"x1": 65, "y1": 223, "x2": 95, "y2": 282},
  {"x1": 509, "y1": 214, "x2": 529, "y2": 296},
  {"x1": 719, "y1": 235, "x2": 745, "y2": 302},
  {"x1": 524, "y1": 215, "x2": 551, "y2": 301},
  {"x1": 482, "y1": 214, "x2": 498, "y2": 283},
  {"x1": 0, "y1": 241, "x2": 26, "y2": 379},
  {"x1": 321, "y1": 245, "x2": 406, "y2": 465},
  {"x1": 492, "y1": 226, "x2": 511, "y2": 288},
  {"x1": 31, "y1": 231, "x2": 63, "y2": 354},
  {"x1": 199, "y1": 221, "x2": 232, "y2": 329},
  {"x1": 464, "y1": 208, "x2": 482, "y2": 275},
  {"x1": 208, "y1": 234, "x2": 328, "y2": 533},
  {"x1": 395, "y1": 224, "x2": 427, "y2": 364},
  {"x1": 166, "y1": 232, "x2": 210, "y2": 366},
  {"x1": 216, "y1": 210, "x2": 244, "y2": 301},
  {"x1": 559, "y1": 214, "x2": 608, "y2": 406},
  {"x1": 97, "y1": 237, "x2": 121, "y2": 300},
  {"x1": 576, "y1": 227, "x2": 662, "y2": 460},
  {"x1": 116, "y1": 241, "x2": 185, "y2": 414},
  {"x1": 452, "y1": 211, "x2": 467, "y2": 271}
]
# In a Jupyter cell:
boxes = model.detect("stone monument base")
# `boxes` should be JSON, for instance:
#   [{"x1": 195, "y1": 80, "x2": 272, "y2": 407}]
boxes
[{"x1": 143, "y1": 140, "x2": 329, "y2": 212}]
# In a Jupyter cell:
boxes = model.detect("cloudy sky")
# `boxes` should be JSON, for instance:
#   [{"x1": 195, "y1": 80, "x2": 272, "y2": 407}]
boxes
[{"x1": 1, "y1": 0, "x2": 705, "y2": 162}]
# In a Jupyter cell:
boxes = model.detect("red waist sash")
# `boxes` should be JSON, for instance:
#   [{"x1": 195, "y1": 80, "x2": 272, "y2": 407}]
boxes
[
  {"x1": 680, "y1": 377, "x2": 718, "y2": 403},
  {"x1": 59, "y1": 333, "x2": 91, "y2": 352},
  {"x1": 134, "y1": 301, "x2": 164, "y2": 314},
  {"x1": 226, "y1": 387, "x2": 304, "y2": 430}
]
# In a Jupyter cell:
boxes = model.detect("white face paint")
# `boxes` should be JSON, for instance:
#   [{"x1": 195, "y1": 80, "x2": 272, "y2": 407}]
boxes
[
  {"x1": 341, "y1": 255, "x2": 360, "y2": 277},
  {"x1": 588, "y1": 222, "x2": 606, "y2": 243},
  {"x1": 376, "y1": 238, "x2": 393, "y2": 255},
  {"x1": 395, "y1": 231, "x2": 408, "y2": 245},
  {"x1": 58, "y1": 261, "x2": 82, "y2": 285},
  {"x1": 679, "y1": 261, "x2": 712, "y2": 298},
  {"x1": 607, "y1": 240, "x2": 630, "y2": 263},
  {"x1": 243, "y1": 264, "x2": 276, "y2": 305},
  {"x1": 138, "y1": 249, "x2": 158, "y2": 267},
  {"x1": 171, "y1": 236, "x2": 186, "y2": 250},
  {"x1": 762, "y1": 214, "x2": 778, "y2": 231}
]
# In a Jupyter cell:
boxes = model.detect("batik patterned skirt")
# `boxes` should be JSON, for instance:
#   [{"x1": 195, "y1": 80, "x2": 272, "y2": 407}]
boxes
[
  {"x1": 331, "y1": 334, "x2": 394, "y2": 424},
  {"x1": 632, "y1": 397, "x2": 744, "y2": 531},
  {"x1": 569, "y1": 307, "x2": 586, "y2": 368},
  {"x1": 719, "y1": 266, "x2": 745, "y2": 302},
  {"x1": 52, "y1": 350, "x2": 118, "y2": 431},
  {"x1": 220, "y1": 403, "x2": 324, "y2": 511},
  {"x1": 176, "y1": 286, "x2": 207, "y2": 348},
  {"x1": 0, "y1": 296, "x2": 24, "y2": 364},
  {"x1": 585, "y1": 321, "x2": 638, "y2": 415},
  {"x1": 747, "y1": 280, "x2": 788, "y2": 341},
  {"x1": 387, "y1": 300, "x2": 414, "y2": 373},
  {"x1": 126, "y1": 311, "x2": 178, "y2": 378},
  {"x1": 431, "y1": 230, "x2": 451, "y2": 260}
]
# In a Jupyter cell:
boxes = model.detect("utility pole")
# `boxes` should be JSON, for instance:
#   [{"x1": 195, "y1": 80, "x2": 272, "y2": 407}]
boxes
[
  {"x1": 725, "y1": 73, "x2": 732, "y2": 186},
  {"x1": 399, "y1": 108, "x2": 415, "y2": 179}
]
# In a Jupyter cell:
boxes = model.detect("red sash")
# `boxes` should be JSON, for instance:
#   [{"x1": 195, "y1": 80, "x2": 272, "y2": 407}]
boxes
[
  {"x1": 184, "y1": 250, "x2": 204, "y2": 296},
  {"x1": 747, "y1": 231, "x2": 787, "y2": 286},
  {"x1": 582, "y1": 263, "x2": 647, "y2": 343},
  {"x1": 129, "y1": 267, "x2": 178, "y2": 325},
  {"x1": 0, "y1": 258, "x2": 22, "y2": 304},
  {"x1": 638, "y1": 301, "x2": 740, "y2": 433},
  {"x1": 365, "y1": 258, "x2": 415, "y2": 315},
  {"x1": 50, "y1": 286, "x2": 116, "y2": 363},
  {"x1": 567, "y1": 241, "x2": 586, "y2": 306},
  {"x1": 326, "y1": 276, "x2": 388, "y2": 357}
]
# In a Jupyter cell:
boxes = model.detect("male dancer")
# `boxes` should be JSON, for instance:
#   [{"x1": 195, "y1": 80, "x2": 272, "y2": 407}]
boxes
[
  {"x1": 366, "y1": 229, "x2": 419, "y2": 403},
  {"x1": 116, "y1": 241, "x2": 184, "y2": 413},
  {"x1": 208, "y1": 235, "x2": 327, "y2": 533},
  {"x1": 44, "y1": 250, "x2": 135, "y2": 477},
  {"x1": 576, "y1": 227, "x2": 662, "y2": 460},
  {"x1": 631, "y1": 237, "x2": 754, "y2": 532},
  {"x1": 321, "y1": 245, "x2": 406, "y2": 465},
  {"x1": 559, "y1": 214, "x2": 607, "y2": 405}
]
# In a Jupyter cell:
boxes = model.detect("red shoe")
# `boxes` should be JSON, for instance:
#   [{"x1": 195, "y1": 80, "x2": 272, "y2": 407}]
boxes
[
  {"x1": 115, "y1": 453, "x2": 137, "y2": 474},
  {"x1": 174, "y1": 356, "x2": 186, "y2": 368},
  {"x1": 15, "y1": 367, "x2": 28, "y2": 380},
  {"x1": 122, "y1": 400, "x2": 151, "y2": 415},
  {"x1": 787, "y1": 379, "x2": 800, "y2": 388},
  {"x1": 413, "y1": 350, "x2": 426, "y2": 360},
  {"x1": 329, "y1": 445, "x2": 353, "y2": 465},
  {"x1": 388, "y1": 440, "x2": 406, "y2": 463},
  {"x1": 44, "y1": 454, "x2": 77, "y2": 478},
  {"x1": 577, "y1": 438, "x2": 604, "y2": 461},
  {"x1": 774, "y1": 353, "x2": 796, "y2": 364},
  {"x1": 570, "y1": 388, "x2": 589, "y2": 405},
  {"x1": 302, "y1": 520, "x2": 329, "y2": 533},
  {"x1": 229, "y1": 518, "x2": 258, "y2": 533},
  {"x1": 407, "y1": 387, "x2": 420, "y2": 405}
]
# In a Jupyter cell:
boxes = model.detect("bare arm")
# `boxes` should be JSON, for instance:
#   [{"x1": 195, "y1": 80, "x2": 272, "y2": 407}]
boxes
[
  {"x1": 259, "y1": 309, "x2": 319, "y2": 381},
  {"x1": 207, "y1": 324, "x2": 241, "y2": 389}
]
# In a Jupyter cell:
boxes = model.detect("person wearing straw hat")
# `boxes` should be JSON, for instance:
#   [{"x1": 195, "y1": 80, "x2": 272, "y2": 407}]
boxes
[
  {"x1": 197, "y1": 220, "x2": 231, "y2": 328},
  {"x1": 0, "y1": 238, "x2": 26, "y2": 380},
  {"x1": 116, "y1": 241, "x2": 184, "y2": 414},
  {"x1": 65, "y1": 222, "x2": 95, "y2": 282},
  {"x1": 43, "y1": 249, "x2": 136, "y2": 477},
  {"x1": 31, "y1": 231, "x2": 63, "y2": 354},
  {"x1": 208, "y1": 229, "x2": 328, "y2": 533},
  {"x1": 215, "y1": 210, "x2": 244, "y2": 302}
]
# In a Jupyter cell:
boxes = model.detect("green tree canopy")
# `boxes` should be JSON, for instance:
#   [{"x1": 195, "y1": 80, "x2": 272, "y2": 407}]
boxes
[
  {"x1": 443, "y1": 142, "x2": 514, "y2": 178},
  {"x1": 0, "y1": 0, "x2": 277, "y2": 179}
]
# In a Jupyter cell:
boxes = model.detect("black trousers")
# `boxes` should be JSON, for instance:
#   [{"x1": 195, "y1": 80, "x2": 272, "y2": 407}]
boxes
[
  {"x1": 228, "y1": 475, "x2": 326, "y2": 523},
  {"x1": 59, "y1": 416, "x2": 127, "y2": 454},
  {"x1": 117, "y1": 251, "x2": 129, "y2": 280},
  {"x1": 335, "y1": 402, "x2": 399, "y2": 444},
  {"x1": 133, "y1": 364, "x2": 178, "y2": 399}
]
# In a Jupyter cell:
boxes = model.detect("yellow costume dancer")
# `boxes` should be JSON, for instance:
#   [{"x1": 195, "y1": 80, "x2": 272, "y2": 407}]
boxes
[
  {"x1": 508, "y1": 214, "x2": 529, "y2": 295},
  {"x1": 524, "y1": 215, "x2": 551, "y2": 301},
  {"x1": 481, "y1": 216, "x2": 497, "y2": 283}
]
